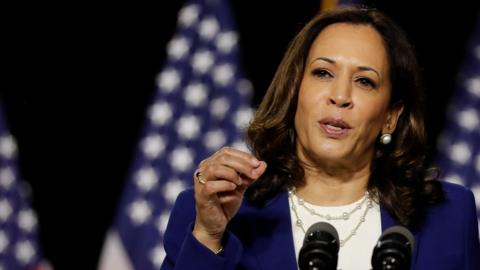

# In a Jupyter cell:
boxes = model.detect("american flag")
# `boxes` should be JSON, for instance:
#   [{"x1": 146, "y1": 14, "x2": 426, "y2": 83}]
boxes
[
  {"x1": 0, "y1": 100, "x2": 47, "y2": 269},
  {"x1": 436, "y1": 15, "x2": 480, "y2": 230},
  {"x1": 98, "y1": 0, "x2": 253, "y2": 269}
]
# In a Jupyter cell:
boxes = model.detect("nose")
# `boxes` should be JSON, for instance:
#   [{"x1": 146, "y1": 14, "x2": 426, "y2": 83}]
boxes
[{"x1": 328, "y1": 78, "x2": 353, "y2": 109}]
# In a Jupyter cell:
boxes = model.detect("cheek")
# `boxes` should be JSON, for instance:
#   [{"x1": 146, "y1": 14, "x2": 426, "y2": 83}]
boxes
[
  {"x1": 295, "y1": 87, "x2": 319, "y2": 137},
  {"x1": 294, "y1": 99, "x2": 309, "y2": 136},
  {"x1": 355, "y1": 103, "x2": 388, "y2": 137}
]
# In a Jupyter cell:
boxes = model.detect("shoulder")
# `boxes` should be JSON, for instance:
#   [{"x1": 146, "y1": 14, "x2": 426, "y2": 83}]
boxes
[
  {"x1": 421, "y1": 181, "x2": 477, "y2": 230},
  {"x1": 413, "y1": 182, "x2": 480, "y2": 268},
  {"x1": 440, "y1": 180, "x2": 473, "y2": 196},
  {"x1": 438, "y1": 181, "x2": 476, "y2": 209}
]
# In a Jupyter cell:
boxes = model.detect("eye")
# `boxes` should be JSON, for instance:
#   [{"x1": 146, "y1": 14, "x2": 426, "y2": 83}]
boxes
[
  {"x1": 311, "y1": 68, "x2": 332, "y2": 78},
  {"x1": 356, "y1": 77, "x2": 377, "y2": 89}
]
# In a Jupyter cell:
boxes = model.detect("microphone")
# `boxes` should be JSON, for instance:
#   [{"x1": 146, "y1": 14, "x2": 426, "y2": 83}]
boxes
[
  {"x1": 371, "y1": 226, "x2": 415, "y2": 270},
  {"x1": 298, "y1": 222, "x2": 339, "y2": 270}
]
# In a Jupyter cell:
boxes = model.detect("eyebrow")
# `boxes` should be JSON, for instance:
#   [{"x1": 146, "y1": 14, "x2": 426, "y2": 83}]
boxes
[{"x1": 311, "y1": 57, "x2": 381, "y2": 79}]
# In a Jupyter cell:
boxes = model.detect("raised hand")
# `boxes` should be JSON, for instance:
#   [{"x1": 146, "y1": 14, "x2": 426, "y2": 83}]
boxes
[{"x1": 192, "y1": 147, "x2": 267, "y2": 253}]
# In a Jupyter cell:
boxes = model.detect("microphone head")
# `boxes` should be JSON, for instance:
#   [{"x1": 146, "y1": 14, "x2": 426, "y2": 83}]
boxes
[
  {"x1": 303, "y1": 222, "x2": 339, "y2": 245},
  {"x1": 371, "y1": 225, "x2": 415, "y2": 270},
  {"x1": 299, "y1": 222, "x2": 339, "y2": 270}
]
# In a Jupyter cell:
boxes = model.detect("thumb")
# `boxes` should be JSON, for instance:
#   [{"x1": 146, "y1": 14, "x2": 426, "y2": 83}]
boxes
[{"x1": 252, "y1": 161, "x2": 267, "y2": 179}]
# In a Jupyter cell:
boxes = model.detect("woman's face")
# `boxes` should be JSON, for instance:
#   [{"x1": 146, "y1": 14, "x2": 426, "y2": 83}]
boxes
[{"x1": 294, "y1": 23, "x2": 403, "y2": 168}]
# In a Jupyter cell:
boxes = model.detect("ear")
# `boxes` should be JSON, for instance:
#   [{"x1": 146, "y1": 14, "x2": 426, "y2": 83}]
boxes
[{"x1": 382, "y1": 102, "x2": 404, "y2": 134}]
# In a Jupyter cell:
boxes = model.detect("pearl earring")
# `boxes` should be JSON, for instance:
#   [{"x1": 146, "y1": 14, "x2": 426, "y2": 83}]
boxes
[{"x1": 380, "y1": 133, "x2": 392, "y2": 145}]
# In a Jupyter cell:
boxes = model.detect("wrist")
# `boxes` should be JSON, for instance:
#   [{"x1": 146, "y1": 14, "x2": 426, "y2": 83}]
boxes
[{"x1": 192, "y1": 223, "x2": 224, "y2": 253}]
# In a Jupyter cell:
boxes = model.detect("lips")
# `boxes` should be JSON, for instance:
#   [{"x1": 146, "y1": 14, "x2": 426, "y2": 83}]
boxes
[{"x1": 318, "y1": 117, "x2": 352, "y2": 138}]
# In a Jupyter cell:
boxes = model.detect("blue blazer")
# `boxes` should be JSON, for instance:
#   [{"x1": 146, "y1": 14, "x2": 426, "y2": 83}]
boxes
[{"x1": 161, "y1": 182, "x2": 479, "y2": 269}]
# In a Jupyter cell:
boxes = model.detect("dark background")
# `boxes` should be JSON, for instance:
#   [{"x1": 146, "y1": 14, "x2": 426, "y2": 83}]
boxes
[{"x1": 2, "y1": 1, "x2": 479, "y2": 269}]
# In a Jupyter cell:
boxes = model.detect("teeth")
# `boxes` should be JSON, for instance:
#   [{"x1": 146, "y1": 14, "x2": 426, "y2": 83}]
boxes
[{"x1": 326, "y1": 124, "x2": 343, "y2": 130}]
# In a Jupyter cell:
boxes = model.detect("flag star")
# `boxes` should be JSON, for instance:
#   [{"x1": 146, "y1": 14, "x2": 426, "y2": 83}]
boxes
[
  {"x1": 466, "y1": 77, "x2": 480, "y2": 97},
  {"x1": 237, "y1": 78, "x2": 254, "y2": 97},
  {"x1": 149, "y1": 102, "x2": 174, "y2": 127},
  {"x1": 170, "y1": 147, "x2": 194, "y2": 172},
  {"x1": 0, "y1": 231, "x2": 9, "y2": 253},
  {"x1": 216, "y1": 31, "x2": 238, "y2": 53},
  {"x1": 156, "y1": 69, "x2": 181, "y2": 93},
  {"x1": 449, "y1": 142, "x2": 472, "y2": 165},
  {"x1": 128, "y1": 199, "x2": 152, "y2": 225},
  {"x1": 234, "y1": 107, "x2": 254, "y2": 129},
  {"x1": 457, "y1": 108, "x2": 479, "y2": 131},
  {"x1": 163, "y1": 179, "x2": 187, "y2": 205},
  {"x1": 135, "y1": 167, "x2": 159, "y2": 192},
  {"x1": 199, "y1": 16, "x2": 219, "y2": 40},
  {"x1": 141, "y1": 134, "x2": 166, "y2": 159},
  {"x1": 0, "y1": 199, "x2": 12, "y2": 222},
  {"x1": 204, "y1": 130, "x2": 227, "y2": 151},
  {"x1": 156, "y1": 211, "x2": 171, "y2": 235},
  {"x1": 150, "y1": 245, "x2": 166, "y2": 269},
  {"x1": 176, "y1": 115, "x2": 201, "y2": 140},
  {"x1": 167, "y1": 36, "x2": 190, "y2": 60},
  {"x1": 17, "y1": 209, "x2": 37, "y2": 232},
  {"x1": 178, "y1": 4, "x2": 200, "y2": 27},
  {"x1": 191, "y1": 50, "x2": 215, "y2": 74},
  {"x1": 0, "y1": 167, "x2": 15, "y2": 189},
  {"x1": 213, "y1": 63, "x2": 234, "y2": 86},
  {"x1": 184, "y1": 83, "x2": 208, "y2": 107},
  {"x1": 210, "y1": 97, "x2": 230, "y2": 119},
  {"x1": 15, "y1": 240, "x2": 35, "y2": 264},
  {"x1": 0, "y1": 135, "x2": 17, "y2": 159},
  {"x1": 444, "y1": 174, "x2": 464, "y2": 186}
]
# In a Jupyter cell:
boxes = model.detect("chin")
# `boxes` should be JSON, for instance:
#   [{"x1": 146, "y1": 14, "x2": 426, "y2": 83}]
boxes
[{"x1": 312, "y1": 143, "x2": 348, "y2": 160}]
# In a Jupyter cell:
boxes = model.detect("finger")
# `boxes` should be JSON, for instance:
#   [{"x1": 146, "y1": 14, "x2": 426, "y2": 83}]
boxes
[
  {"x1": 252, "y1": 161, "x2": 268, "y2": 179},
  {"x1": 233, "y1": 161, "x2": 267, "y2": 194},
  {"x1": 215, "y1": 147, "x2": 261, "y2": 167},
  {"x1": 197, "y1": 179, "x2": 237, "y2": 201},
  {"x1": 202, "y1": 164, "x2": 242, "y2": 185},
  {"x1": 210, "y1": 151, "x2": 260, "y2": 180},
  {"x1": 217, "y1": 190, "x2": 243, "y2": 204}
]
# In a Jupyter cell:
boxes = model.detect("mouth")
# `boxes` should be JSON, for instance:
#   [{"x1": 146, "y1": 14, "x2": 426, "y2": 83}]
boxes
[{"x1": 318, "y1": 117, "x2": 352, "y2": 138}]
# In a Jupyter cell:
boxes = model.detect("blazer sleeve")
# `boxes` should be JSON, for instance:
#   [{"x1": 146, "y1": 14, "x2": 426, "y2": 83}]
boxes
[
  {"x1": 160, "y1": 189, "x2": 244, "y2": 270},
  {"x1": 463, "y1": 189, "x2": 480, "y2": 269}
]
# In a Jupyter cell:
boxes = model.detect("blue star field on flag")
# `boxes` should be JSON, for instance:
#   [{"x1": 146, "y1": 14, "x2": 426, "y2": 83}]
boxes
[
  {"x1": 436, "y1": 15, "x2": 480, "y2": 228},
  {"x1": 0, "y1": 100, "x2": 45, "y2": 269},
  {"x1": 112, "y1": 0, "x2": 253, "y2": 269}
]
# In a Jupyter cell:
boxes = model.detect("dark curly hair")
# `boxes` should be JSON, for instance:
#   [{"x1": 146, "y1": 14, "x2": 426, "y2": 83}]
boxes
[{"x1": 245, "y1": 7, "x2": 444, "y2": 227}]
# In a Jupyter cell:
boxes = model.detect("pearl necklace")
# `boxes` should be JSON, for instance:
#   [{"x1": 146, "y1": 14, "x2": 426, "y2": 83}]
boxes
[{"x1": 288, "y1": 187, "x2": 372, "y2": 247}]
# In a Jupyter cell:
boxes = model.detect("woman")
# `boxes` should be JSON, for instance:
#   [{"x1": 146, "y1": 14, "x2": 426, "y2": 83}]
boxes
[{"x1": 161, "y1": 7, "x2": 480, "y2": 270}]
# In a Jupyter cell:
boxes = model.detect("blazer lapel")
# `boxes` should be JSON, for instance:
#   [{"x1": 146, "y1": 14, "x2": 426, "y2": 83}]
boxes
[
  {"x1": 252, "y1": 191, "x2": 298, "y2": 270},
  {"x1": 380, "y1": 206, "x2": 397, "y2": 230}
]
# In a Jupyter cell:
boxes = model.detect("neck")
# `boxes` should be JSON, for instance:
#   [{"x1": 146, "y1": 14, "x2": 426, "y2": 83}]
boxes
[{"x1": 295, "y1": 159, "x2": 371, "y2": 206}]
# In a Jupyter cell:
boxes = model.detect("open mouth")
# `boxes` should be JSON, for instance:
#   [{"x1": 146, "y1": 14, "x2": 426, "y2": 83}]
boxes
[{"x1": 318, "y1": 118, "x2": 352, "y2": 138}]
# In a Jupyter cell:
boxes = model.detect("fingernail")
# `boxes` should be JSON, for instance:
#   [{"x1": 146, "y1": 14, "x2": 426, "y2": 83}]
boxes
[{"x1": 251, "y1": 158, "x2": 260, "y2": 166}]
